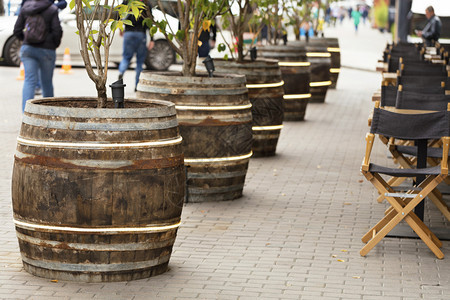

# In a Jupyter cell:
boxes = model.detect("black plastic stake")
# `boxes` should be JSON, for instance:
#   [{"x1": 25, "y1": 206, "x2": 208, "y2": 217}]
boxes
[{"x1": 110, "y1": 79, "x2": 126, "y2": 108}]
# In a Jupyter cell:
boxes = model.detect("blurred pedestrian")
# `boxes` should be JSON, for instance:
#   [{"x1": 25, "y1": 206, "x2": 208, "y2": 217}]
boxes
[
  {"x1": 17, "y1": 0, "x2": 66, "y2": 95},
  {"x1": 198, "y1": 22, "x2": 216, "y2": 58},
  {"x1": 416, "y1": 6, "x2": 441, "y2": 46},
  {"x1": 118, "y1": 0, "x2": 153, "y2": 91},
  {"x1": 13, "y1": 0, "x2": 62, "y2": 112},
  {"x1": 351, "y1": 7, "x2": 361, "y2": 33}
]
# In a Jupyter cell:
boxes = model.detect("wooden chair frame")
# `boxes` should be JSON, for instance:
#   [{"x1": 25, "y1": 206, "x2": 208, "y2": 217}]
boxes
[{"x1": 360, "y1": 104, "x2": 450, "y2": 259}]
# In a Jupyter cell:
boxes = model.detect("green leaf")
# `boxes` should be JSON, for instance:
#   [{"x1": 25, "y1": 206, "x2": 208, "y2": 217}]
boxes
[
  {"x1": 122, "y1": 19, "x2": 133, "y2": 26},
  {"x1": 175, "y1": 30, "x2": 185, "y2": 41},
  {"x1": 217, "y1": 43, "x2": 226, "y2": 52},
  {"x1": 167, "y1": 33, "x2": 173, "y2": 41},
  {"x1": 110, "y1": 20, "x2": 117, "y2": 31},
  {"x1": 224, "y1": 54, "x2": 229, "y2": 60},
  {"x1": 69, "y1": 0, "x2": 75, "y2": 10},
  {"x1": 150, "y1": 26, "x2": 157, "y2": 36},
  {"x1": 131, "y1": 6, "x2": 140, "y2": 19}
]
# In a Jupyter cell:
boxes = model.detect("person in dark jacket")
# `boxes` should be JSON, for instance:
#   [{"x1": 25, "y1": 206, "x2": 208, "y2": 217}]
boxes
[
  {"x1": 198, "y1": 23, "x2": 216, "y2": 58},
  {"x1": 17, "y1": 0, "x2": 66, "y2": 96},
  {"x1": 417, "y1": 6, "x2": 441, "y2": 46},
  {"x1": 13, "y1": 0, "x2": 62, "y2": 111},
  {"x1": 118, "y1": 0, "x2": 153, "y2": 91}
]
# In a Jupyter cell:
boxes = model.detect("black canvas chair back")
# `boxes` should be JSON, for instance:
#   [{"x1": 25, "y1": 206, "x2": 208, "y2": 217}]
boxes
[
  {"x1": 395, "y1": 90, "x2": 450, "y2": 111},
  {"x1": 398, "y1": 75, "x2": 448, "y2": 89},
  {"x1": 380, "y1": 85, "x2": 397, "y2": 107},
  {"x1": 388, "y1": 55, "x2": 423, "y2": 72},
  {"x1": 381, "y1": 84, "x2": 445, "y2": 108},
  {"x1": 370, "y1": 108, "x2": 449, "y2": 140},
  {"x1": 361, "y1": 105, "x2": 450, "y2": 259},
  {"x1": 401, "y1": 62, "x2": 447, "y2": 76}
]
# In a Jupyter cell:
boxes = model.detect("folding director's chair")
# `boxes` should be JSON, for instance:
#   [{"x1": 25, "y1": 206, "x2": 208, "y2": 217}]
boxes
[{"x1": 360, "y1": 102, "x2": 450, "y2": 259}]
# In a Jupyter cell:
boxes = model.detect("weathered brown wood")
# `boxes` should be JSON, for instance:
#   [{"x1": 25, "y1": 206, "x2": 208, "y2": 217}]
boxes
[
  {"x1": 214, "y1": 59, "x2": 284, "y2": 157},
  {"x1": 258, "y1": 45, "x2": 310, "y2": 121},
  {"x1": 137, "y1": 72, "x2": 253, "y2": 202},
  {"x1": 294, "y1": 39, "x2": 332, "y2": 103},
  {"x1": 324, "y1": 38, "x2": 341, "y2": 89},
  {"x1": 12, "y1": 97, "x2": 185, "y2": 282}
]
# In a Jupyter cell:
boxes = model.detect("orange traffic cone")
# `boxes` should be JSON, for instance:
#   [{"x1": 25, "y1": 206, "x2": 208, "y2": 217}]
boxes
[
  {"x1": 16, "y1": 62, "x2": 25, "y2": 81},
  {"x1": 60, "y1": 48, "x2": 72, "y2": 74}
]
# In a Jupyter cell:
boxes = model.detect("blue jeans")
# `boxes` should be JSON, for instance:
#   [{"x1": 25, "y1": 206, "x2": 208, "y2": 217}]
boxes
[
  {"x1": 20, "y1": 45, "x2": 56, "y2": 111},
  {"x1": 118, "y1": 31, "x2": 147, "y2": 88}
]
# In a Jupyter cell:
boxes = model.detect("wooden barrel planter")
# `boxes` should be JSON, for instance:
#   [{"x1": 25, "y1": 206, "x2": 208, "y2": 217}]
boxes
[
  {"x1": 214, "y1": 59, "x2": 284, "y2": 157},
  {"x1": 293, "y1": 39, "x2": 332, "y2": 103},
  {"x1": 11, "y1": 97, "x2": 185, "y2": 282},
  {"x1": 258, "y1": 44, "x2": 311, "y2": 121},
  {"x1": 137, "y1": 72, "x2": 253, "y2": 203},
  {"x1": 324, "y1": 37, "x2": 341, "y2": 89}
]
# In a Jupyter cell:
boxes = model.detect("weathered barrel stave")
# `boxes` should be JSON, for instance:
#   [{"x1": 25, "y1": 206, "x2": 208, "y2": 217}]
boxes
[
  {"x1": 325, "y1": 38, "x2": 341, "y2": 89},
  {"x1": 137, "y1": 72, "x2": 252, "y2": 202},
  {"x1": 178, "y1": 123, "x2": 253, "y2": 158},
  {"x1": 186, "y1": 159, "x2": 250, "y2": 202},
  {"x1": 12, "y1": 163, "x2": 185, "y2": 226},
  {"x1": 307, "y1": 56, "x2": 331, "y2": 103},
  {"x1": 19, "y1": 232, "x2": 173, "y2": 282},
  {"x1": 259, "y1": 45, "x2": 311, "y2": 121},
  {"x1": 214, "y1": 59, "x2": 284, "y2": 157},
  {"x1": 12, "y1": 98, "x2": 185, "y2": 282}
]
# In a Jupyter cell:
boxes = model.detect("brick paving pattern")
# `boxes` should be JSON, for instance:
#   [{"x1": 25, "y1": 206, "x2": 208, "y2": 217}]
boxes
[{"x1": 0, "y1": 19, "x2": 449, "y2": 299}]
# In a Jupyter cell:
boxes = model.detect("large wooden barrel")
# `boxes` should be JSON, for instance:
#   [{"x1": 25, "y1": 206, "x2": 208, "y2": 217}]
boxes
[
  {"x1": 258, "y1": 44, "x2": 311, "y2": 121},
  {"x1": 11, "y1": 97, "x2": 185, "y2": 282},
  {"x1": 137, "y1": 72, "x2": 253, "y2": 203},
  {"x1": 214, "y1": 59, "x2": 284, "y2": 157},
  {"x1": 294, "y1": 39, "x2": 332, "y2": 103},
  {"x1": 325, "y1": 37, "x2": 341, "y2": 89}
]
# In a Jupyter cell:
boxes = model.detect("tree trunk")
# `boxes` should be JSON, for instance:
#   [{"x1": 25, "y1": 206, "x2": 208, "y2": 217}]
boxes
[
  {"x1": 0, "y1": 0, "x2": 5, "y2": 16},
  {"x1": 96, "y1": 83, "x2": 107, "y2": 108}
]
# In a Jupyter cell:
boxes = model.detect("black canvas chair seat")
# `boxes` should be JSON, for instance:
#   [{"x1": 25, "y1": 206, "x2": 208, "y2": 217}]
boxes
[
  {"x1": 369, "y1": 163, "x2": 441, "y2": 177},
  {"x1": 361, "y1": 103, "x2": 450, "y2": 259}
]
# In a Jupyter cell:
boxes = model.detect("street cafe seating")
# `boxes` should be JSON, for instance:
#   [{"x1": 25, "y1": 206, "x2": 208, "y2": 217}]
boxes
[
  {"x1": 360, "y1": 101, "x2": 450, "y2": 259},
  {"x1": 377, "y1": 89, "x2": 450, "y2": 209}
]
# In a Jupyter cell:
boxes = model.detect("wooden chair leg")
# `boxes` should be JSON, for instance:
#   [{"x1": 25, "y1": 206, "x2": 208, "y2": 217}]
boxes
[
  {"x1": 428, "y1": 190, "x2": 450, "y2": 222},
  {"x1": 404, "y1": 214, "x2": 444, "y2": 258},
  {"x1": 361, "y1": 173, "x2": 445, "y2": 258}
]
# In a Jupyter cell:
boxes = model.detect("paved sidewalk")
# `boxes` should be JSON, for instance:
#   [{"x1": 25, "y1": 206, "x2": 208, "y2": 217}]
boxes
[{"x1": 1, "y1": 19, "x2": 450, "y2": 300}]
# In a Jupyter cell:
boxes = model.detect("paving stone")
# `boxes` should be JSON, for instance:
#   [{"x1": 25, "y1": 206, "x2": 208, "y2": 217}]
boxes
[{"x1": 0, "y1": 18, "x2": 449, "y2": 300}]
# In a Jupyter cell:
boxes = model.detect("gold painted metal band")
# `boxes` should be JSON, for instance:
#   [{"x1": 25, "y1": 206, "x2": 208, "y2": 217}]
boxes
[
  {"x1": 246, "y1": 81, "x2": 284, "y2": 89},
  {"x1": 306, "y1": 52, "x2": 331, "y2": 58},
  {"x1": 310, "y1": 81, "x2": 332, "y2": 87},
  {"x1": 16, "y1": 136, "x2": 183, "y2": 149},
  {"x1": 283, "y1": 94, "x2": 312, "y2": 99},
  {"x1": 278, "y1": 62, "x2": 311, "y2": 67},
  {"x1": 175, "y1": 104, "x2": 252, "y2": 111},
  {"x1": 184, "y1": 151, "x2": 253, "y2": 163},
  {"x1": 14, "y1": 219, "x2": 181, "y2": 233},
  {"x1": 252, "y1": 125, "x2": 284, "y2": 131}
]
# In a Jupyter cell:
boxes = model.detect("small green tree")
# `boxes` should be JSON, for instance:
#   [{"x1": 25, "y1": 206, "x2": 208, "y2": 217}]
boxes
[
  {"x1": 145, "y1": 0, "x2": 228, "y2": 76},
  {"x1": 258, "y1": 0, "x2": 285, "y2": 45},
  {"x1": 219, "y1": 0, "x2": 268, "y2": 62},
  {"x1": 284, "y1": 0, "x2": 313, "y2": 41},
  {"x1": 70, "y1": 0, "x2": 147, "y2": 107}
]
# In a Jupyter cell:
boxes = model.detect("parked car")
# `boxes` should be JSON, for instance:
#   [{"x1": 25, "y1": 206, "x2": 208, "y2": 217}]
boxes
[{"x1": 0, "y1": 7, "x2": 177, "y2": 70}]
